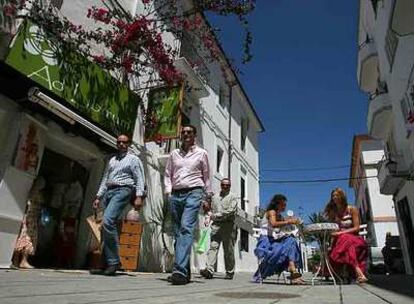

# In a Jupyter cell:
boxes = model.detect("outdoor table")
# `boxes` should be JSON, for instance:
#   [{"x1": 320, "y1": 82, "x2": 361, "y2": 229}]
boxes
[{"x1": 304, "y1": 222, "x2": 340, "y2": 286}]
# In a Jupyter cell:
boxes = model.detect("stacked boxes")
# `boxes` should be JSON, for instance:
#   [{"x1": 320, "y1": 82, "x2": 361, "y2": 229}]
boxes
[{"x1": 119, "y1": 220, "x2": 142, "y2": 271}]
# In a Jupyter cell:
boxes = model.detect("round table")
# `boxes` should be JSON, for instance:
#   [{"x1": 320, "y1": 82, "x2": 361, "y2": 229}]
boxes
[{"x1": 304, "y1": 223, "x2": 340, "y2": 286}]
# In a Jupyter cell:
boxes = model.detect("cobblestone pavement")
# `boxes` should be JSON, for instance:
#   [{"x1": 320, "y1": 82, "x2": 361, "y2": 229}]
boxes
[{"x1": 0, "y1": 269, "x2": 412, "y2": 304}]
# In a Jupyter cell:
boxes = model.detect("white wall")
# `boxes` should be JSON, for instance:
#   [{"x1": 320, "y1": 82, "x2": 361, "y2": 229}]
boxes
[
  {"x1": 358, "y1": 0, "x2": 414, "y2": 274},
  {"x1": 57, "y1": 0, "x2": 263, "y2": 272}
]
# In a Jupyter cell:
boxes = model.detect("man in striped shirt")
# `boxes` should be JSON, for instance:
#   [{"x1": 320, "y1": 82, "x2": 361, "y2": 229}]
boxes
[
  {"x1": 91, "y1": 134, "x2": 145, "y2": 276},
  {"x1": 165, "y1": 124, "x2": 212, "y2": 285}
]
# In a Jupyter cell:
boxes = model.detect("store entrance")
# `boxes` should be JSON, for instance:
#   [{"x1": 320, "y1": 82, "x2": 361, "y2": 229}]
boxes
[
  {"x1": 397, "y1": 197, "x2": 414, "y2": 272},
  {"x1": 32, "y1": 148, "x2": 89, "y2": 268}
]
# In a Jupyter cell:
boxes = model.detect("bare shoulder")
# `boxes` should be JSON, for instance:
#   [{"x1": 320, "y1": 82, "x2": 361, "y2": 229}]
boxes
[
  {"x1": 267, "y1": 209, "x2": 277, "y2": 218},
  {"x1": 348, "y1": 205, "x2": 358, "y2": 214}
]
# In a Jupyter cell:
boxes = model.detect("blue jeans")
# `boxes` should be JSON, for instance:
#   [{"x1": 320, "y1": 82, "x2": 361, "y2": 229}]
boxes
[
  {"x1": 170, "y1": 188, "x2": 203, "y2": 277},
  {"x1": 102, "y1": 187, "x2": 132, "y2": 266}
]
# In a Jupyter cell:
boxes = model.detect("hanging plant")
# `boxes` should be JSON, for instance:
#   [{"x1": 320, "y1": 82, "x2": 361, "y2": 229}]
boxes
[{"x1": 1, "y1": 0, "x2": 256, "y2": 87}]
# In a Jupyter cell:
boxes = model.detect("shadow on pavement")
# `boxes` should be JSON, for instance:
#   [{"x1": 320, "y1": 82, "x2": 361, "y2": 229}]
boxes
[{"x1": 368, "y1": 274, "x2": 414, "y2": 298}]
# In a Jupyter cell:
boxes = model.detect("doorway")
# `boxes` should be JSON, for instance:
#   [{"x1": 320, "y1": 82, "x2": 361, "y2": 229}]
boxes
[
  {"x1": 31, "y1": 148, "x2": 89, "y2": 268},
  {"x1": 397, "y1": 197, "x2": 414, "y2": 272}
]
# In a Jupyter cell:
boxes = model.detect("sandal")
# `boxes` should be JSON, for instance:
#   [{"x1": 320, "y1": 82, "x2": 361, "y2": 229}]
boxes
[
  {"x1": 288, "y1": 271, "x2": 302, "y2": 280},
  {"x1": 356, "y1": 276, "x2": 368, "y2": 284},
  {"x1": 291, "y1": 277, "x2": 305, "y2": 285}
]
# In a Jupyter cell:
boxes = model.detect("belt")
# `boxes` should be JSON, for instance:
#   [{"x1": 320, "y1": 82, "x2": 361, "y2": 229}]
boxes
[
  {"x1": 107, "y1": 184, "x2": 133, "y2": 190},
  {"x1": 172, "y1": 186, "x2": 203, "y2": 194}
]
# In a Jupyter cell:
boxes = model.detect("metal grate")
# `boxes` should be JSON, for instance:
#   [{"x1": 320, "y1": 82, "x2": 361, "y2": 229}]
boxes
[{"x1": 215, "y1": 292, "x2": 300, "y2": 299}]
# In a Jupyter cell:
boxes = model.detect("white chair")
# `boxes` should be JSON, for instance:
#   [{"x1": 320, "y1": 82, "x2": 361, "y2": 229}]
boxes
[
  {"x1": 252, "y1": 227, "x2": 290, "y2": 284},
  {"x1": 359, "y1": 224, "x2": 368, "y2": 239}
]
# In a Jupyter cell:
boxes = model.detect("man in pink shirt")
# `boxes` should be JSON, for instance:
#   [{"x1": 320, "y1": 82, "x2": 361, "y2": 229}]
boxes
[{"x1": 165, "y1": 124, "x2": 212, "y2": 285}]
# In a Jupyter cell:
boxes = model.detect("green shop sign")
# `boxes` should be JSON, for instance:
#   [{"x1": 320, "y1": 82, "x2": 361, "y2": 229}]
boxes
[
  {"x1": 144, "y1": 85, "x2": 183, "y2": 142},
  {"x1": 5, "y1": 21, "x2": 139, "y2": 136}
]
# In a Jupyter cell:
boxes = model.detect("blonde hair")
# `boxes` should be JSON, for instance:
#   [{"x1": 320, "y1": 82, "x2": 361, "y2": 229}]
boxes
[{"x1": 324, "y1": 188, "x2": 348, "y2": 221}]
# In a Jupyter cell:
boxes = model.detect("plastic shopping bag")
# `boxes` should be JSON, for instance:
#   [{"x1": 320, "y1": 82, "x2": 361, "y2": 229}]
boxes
[{"x1": 196, "y1": 228, "x2": 210, "y2": 254}]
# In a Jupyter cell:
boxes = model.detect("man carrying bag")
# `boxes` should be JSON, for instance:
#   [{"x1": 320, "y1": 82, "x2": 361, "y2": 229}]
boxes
[{"x1": 200, "y1": 178, "x2": 238, "y2": 280}]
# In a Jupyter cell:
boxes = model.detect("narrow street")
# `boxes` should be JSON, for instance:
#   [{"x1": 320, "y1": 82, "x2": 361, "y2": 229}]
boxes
[
  {"x1": 1, "y1": 2, "x2": 414, "y2": 304},
  {"x1": 0, "y1": 270, "x2": 412, "y2": 304}
]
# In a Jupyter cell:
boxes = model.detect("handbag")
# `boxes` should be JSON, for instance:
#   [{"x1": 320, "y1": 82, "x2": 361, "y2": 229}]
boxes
[
  {"x1": 196, "y1": 228, "x2": 210, "y2": 254},
  {"x1": 86, "y1": 209, "x2": 103, "y2": 244}
]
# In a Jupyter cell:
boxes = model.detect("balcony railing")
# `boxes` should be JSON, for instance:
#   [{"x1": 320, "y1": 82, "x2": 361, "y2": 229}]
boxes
[
  {"x1": 385, "y1": 28, "x2": 398, "y2": 70},
  {"x1": 367, "y1": 89, "x2": 392, "y2": 140},
  {"x1": 180, "y1": 34, "x2": 210, "y2": 84},
  {"x1": 357, "y1": 38, "x2": 379, "y2": 92}
]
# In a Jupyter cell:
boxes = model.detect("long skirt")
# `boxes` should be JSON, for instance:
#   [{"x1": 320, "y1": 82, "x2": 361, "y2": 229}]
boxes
[
  {"x1": 15, "y1": 200, "x2": 40, "y2": 255},
  {"x1": 253, "y1": 235, "x2": 302, "y2": 281},
  {"x1": 329, "y1": 233, "x2": 368, "y2": 274}
]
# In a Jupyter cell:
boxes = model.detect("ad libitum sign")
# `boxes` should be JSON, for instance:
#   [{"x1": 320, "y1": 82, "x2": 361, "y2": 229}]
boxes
[{"x1": 5, "y1": 21, "x2": 139, "y2": 136}]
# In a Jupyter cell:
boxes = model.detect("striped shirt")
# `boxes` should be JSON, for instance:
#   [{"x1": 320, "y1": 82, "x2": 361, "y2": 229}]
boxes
[{"x1": 97, "y1": 152, "x2": 145, "y2": 198}]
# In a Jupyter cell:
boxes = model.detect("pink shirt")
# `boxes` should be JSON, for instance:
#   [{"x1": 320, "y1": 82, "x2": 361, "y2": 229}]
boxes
[{"x1": 164, "y1": 145, "x2": 212, "y2": 194}]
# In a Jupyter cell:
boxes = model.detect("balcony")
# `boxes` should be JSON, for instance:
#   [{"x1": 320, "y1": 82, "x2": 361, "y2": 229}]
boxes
[
  {"x1": 367, "y1": 92, "x2": 392, "y2": 140},
  {"x1": 179, "y1": 34, "x2": 211, "y2": 85},
  {"x1": 391, "y1": 0, "x2": 414, "y2": 36},
  {"x1": 357, "y1": 39, "x2": 379, "y2": 92},
  {"x1": 377, "y1": 154, "x2": 408, "y2": 195},
  {"x1": 385, "y1": 28, "x2": 399, "y2": 70},
  {"x1": 174, "y1": 57, "x2": 208, "y2": 99}
]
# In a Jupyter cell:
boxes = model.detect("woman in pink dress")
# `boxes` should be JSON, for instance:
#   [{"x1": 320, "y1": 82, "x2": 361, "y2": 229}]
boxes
[
  {"x1": 324, "y1": 188, "x2": 368, "y2": 283},
  {"x1": 14, "y1": 177, "x2": 45, "y2": 269}
]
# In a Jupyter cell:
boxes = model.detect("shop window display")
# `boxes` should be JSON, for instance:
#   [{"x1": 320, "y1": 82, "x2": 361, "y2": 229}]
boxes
[{"x1": 30, "y1": 149, "x2": 88, "y2": 269}]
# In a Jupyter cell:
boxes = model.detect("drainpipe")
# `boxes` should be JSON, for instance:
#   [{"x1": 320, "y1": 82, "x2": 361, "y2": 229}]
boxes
[{"x1": 227, "y1": 82, "x2": 236, "y2": 179}]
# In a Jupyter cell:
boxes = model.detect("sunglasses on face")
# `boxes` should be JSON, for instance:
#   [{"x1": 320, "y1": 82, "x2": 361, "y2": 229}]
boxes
[
  {"x1": 117, "y1": 140, "x2": 129, "y2": 144},
  {"x1": 181, "y1": 130, "x2": 193, "y2": 135}
]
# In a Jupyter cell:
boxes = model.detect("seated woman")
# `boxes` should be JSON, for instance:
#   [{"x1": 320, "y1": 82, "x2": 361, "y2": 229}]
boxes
[
  {"x1": 324, "y1": 188, "x2": 368, "y2": 284},
  {"x1": 253, "y1": 194, "x2": 303, "y2": 284}
]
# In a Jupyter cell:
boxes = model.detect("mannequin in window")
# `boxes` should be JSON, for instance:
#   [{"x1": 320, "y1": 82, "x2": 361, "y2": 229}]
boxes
[{"x1": 13, "y1": 176, "x2": 46, "y2": 269}]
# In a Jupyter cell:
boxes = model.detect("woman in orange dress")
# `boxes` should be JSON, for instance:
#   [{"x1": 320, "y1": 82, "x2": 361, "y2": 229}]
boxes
[{"x1": 324, "y1": 188, "x2": 368, "y2": 283}]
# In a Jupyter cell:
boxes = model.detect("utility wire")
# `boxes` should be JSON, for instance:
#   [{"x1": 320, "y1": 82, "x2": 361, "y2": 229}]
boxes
[
  {"x1": 262, "y1": 165, "x2": 350, "y2": 172},
  {"x1": 260, "y1": 175, "x2": 378, "y2": 184}
]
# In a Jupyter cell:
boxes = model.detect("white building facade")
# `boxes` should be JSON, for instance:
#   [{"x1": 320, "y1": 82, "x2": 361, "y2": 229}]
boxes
[
  {"x1": 136, "y1": 0, "x2": 264, "y2": 273},
  {"x1": 357, "y1": 0, "x2": 414, "y2": 274},
  {"x1": 0, "y1": 0, "x2": 263, "y2": 273},
  {"x1": 349, "y1": 135, "x2": 400, "y2": 264}
]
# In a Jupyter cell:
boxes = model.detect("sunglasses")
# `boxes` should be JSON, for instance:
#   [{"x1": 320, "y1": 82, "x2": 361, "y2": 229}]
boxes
[
  {"x1": 181, "y1": 130, "x2": 194, "y2": 134},
  {"x1": 117, "y1": 140, "x2": 129, "y2": 144}
]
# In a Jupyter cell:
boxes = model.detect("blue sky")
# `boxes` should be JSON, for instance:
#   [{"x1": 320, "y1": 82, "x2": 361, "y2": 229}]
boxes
[{"x1": 208, "y1": 1, "x2": 368, "y2": 222}]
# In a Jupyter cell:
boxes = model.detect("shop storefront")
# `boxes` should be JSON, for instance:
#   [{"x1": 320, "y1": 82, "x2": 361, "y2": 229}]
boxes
[{"x1": 0, "y1": 21, "x2": 139, "y2": 269}]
